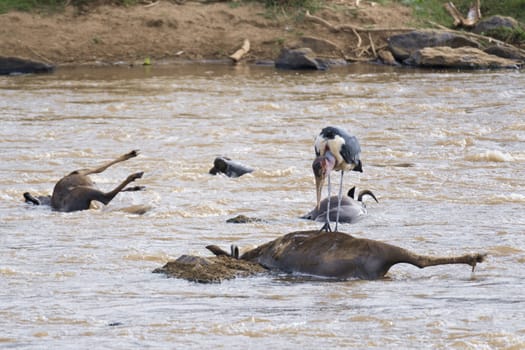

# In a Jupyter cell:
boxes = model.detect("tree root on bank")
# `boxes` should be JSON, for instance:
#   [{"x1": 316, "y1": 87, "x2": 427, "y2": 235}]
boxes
[
  {"x1": 304, "y1": 11, "x2": 415, "y2": 34},
  {"x1": 305, "y1": 10, "x2": 525, "y2": 63},
  {"x1": 427, "y1": 20, "x2": 525, "y2": 57},
  {"x1": 304, "y1": 10, "x2": 414, "y2": 61}
]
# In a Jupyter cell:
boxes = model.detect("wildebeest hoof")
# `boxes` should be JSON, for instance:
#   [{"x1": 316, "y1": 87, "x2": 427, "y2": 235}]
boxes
[
  {"x1": 469, "y1": 253, "x2": 487, "y2": 272},
  {"x1": 123, "y1": 185, "x2": 146, "y2": 192},
  {"x1": 125, "y1": 149, "x2": 140, "y2": 159},
  {"x1": 128, "y1": 172, "x2": 144, "y2": 181}
]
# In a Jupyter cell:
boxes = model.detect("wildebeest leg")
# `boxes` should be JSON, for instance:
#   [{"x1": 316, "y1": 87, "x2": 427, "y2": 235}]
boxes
[
  {"x1": 60, "y1": 172, "x2": 144, "y2": 212},
  {"x1": 380, "y1": 243, "x2": 487, "y2": 277},
  {"x1": 401, "y1": 251, "x2": 487, "y2": 272},
  {"x1": 122, "y1": 185, "x2": 146, "y2": 192},
  {"x1": 73, "y1": 150, "x2": 139, "y2": 176},
  {"x1": 91, "y1": 172, "x2": 144, "y2": 205}
]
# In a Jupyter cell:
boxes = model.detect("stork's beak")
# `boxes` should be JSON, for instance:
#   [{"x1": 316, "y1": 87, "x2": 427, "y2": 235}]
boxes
[
  {"x1": 315, "y1": 171, "x2": 324, "y2": 211},
  {"x1": 312, "y1": 157, "x2": 324, "y2": 210}
]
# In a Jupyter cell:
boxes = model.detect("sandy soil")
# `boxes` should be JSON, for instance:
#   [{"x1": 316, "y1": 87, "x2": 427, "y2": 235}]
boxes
[{"x1": 0, "y1": 1, "x2": 414, "y2": 66}]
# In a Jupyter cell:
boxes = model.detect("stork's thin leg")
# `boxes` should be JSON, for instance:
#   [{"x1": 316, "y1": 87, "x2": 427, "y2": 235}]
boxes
[
  {"x1": 335, "y1": 170, "x2": 345, "y2": 232},
  {"x1": 326, "y1": 174, "x2": 331, "y2": 225},
  {"x1": 321, "y1": 172, "x2": 333, "y2": 232}
]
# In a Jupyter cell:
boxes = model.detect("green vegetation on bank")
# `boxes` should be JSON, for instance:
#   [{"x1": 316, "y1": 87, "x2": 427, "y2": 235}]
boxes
[
  {"x1": 0, "y1": 0, "x2": 524, "y2": 26},
  {"x1": 401, "y1": 0, "x2": 525, "y2": 26}
]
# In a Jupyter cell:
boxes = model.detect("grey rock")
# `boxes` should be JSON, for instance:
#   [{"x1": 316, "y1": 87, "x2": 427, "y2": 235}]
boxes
[{"x1": 388, "y1": 30, "x2": 480, "y2": 61}]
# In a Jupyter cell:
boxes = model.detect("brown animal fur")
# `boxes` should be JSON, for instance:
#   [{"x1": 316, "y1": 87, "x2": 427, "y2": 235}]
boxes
[
  {"x1": 208, "y1": 230, "x2": 486, "y2": 280},
  {"x1": 24, "y1": 150, "x2": 144, "y2": 212}
]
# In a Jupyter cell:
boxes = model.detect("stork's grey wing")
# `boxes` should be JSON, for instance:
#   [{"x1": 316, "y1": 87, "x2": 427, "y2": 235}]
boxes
[{"x1": 339, "y1": 135, "x2": 361, "y2": 165}]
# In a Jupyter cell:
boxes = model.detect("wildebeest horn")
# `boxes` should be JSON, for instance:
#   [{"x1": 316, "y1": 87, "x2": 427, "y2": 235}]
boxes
[
  {"x1": 230, "y1": 245, "x2": 240, "y2": 259},
  {"x1": 358, "y1": 190, "x2": 378, "y2": 203},
  {"x1": 347, "y1": 186, "x2": 356, "y2": 199}
]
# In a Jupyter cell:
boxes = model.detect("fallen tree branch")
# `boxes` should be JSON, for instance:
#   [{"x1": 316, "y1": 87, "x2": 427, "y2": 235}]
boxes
[
  {"x1": 444, "y1": 0, "x2": 481, "y2": 28},
  {"x1": 427, "y1": 20, "x2": 525, "y2": 56},
  {"x1": 229, "y1": 39, "x2": 250, "y2": 63},
  {"x1": 368, "y1": 32, "x2": 376, "y2": 57},
  {"x1": 466, "y1": 0, "x2": 482, "y2": 25},
  {"x1": 444, "y1": 2, "x2": 466, "y2": 27},
  {"x1": 342, "y1": 56, "x2": 371, "y2": 62},
  {"x1": 355, "y1": 46, "x2": 371, "y2": 57},
  {"x1": 352, "y1": 27, "x2": 362, "y2": 48},
  {"x1": 303, "y1": 10, "x2": 411, "y2": 61}
]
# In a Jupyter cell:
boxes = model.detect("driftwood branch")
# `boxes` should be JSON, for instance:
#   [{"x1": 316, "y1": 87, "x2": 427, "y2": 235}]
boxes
[
  {"x1": 229, "y1": 39, "x2": 250, "y2": 63},
  {"x1": 467, "y1": 0, "x2": 482, "y2": 24},
  {"x1": 444, "y1": 2, "x2": 466, "y2": 27},
  {"x1": 427, "y1": 20, "x2": 525, "y2": 56},
  {"x1": 368, "y1": 32, "x2": 376, "y2": 57},
  {"x1": 352, "y1": 27, "x2": 362, "y2": 48},
  {"x1": 444, "y1": 0, "x2": 481, "y2": 28}
]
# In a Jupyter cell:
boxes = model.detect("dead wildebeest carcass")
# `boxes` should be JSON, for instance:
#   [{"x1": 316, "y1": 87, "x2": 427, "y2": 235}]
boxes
[
  {"x1": 23, "y1": 150, "x2": 145, "y2": 212},
  {"x1": 209, "y1": 156, "x2": 254, "y2": 178},
  {"x1": 154, "y1": 230, "x2": 486, "y2": 282}
]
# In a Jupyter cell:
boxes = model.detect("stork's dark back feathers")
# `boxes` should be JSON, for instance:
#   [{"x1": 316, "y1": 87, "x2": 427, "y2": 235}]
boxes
[{"x1": 316, "y1": 126, "x2": 362, "y2": 171}]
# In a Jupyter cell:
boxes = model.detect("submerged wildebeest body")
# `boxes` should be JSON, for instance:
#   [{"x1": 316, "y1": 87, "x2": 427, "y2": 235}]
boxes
[
  {"x1": 302, "y1": 187, "x2": 378, "y2": 223},
  {"x1": 209, "y1": 156, "x2": 254, "y2": 178},
  {"x1": 24, "y1": 150, "x2": 144, "y2": 212},
  {"x1": 205, "y1": 230, "x2": 485, "y2": 280}
]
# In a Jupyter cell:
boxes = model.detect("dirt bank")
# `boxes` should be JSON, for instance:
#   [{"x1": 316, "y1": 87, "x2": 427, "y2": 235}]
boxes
[{"x1": 0, "y1": 1, "x2": 414, "y2": 66}]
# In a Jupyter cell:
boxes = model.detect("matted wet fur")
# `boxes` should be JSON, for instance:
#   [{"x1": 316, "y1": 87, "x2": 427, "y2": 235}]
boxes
[{"x1": 153, "y1": 255, "x2": 266, "y2": 283}]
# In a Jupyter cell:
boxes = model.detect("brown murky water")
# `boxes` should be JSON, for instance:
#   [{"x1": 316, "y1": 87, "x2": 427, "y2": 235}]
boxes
[{"x1": 1, "y1": 63, "x2": 524, "y2": 349}]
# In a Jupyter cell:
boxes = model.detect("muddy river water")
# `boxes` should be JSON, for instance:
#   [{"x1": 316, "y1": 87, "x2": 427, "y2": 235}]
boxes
[{"x1": 1, "y1": 63, "x2": 524, "y2": 349}]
